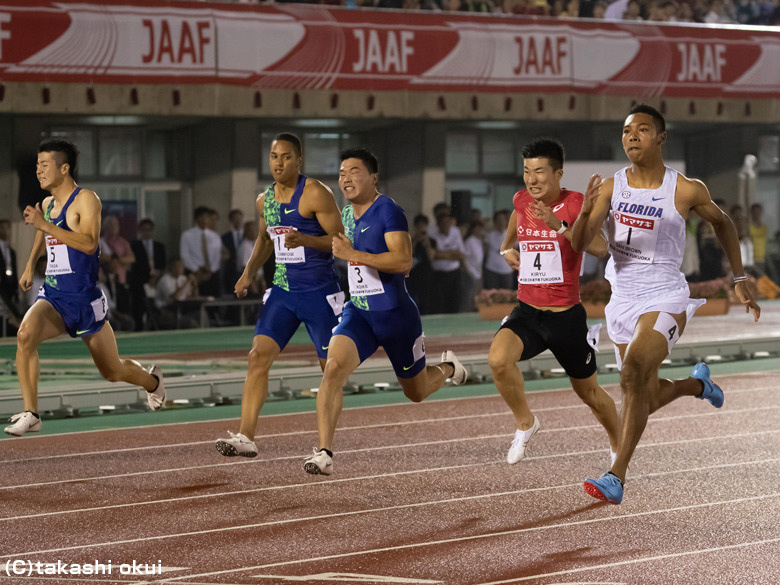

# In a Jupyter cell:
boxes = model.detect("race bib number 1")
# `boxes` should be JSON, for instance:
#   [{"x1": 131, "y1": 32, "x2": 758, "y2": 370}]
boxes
[
  {"x1": 518, "y1": 241, "x2": 563, "y2": 284},
  {"x1": 267, "y1": 226, "x2": 306, "y2": 264},
  {"x1": 44, "y1": 236, "x2": 73, "y2": 275},
  {"x1": 348, "y1": 262, "x2": 385, "y2": 296},
  {"x1": 609, "y1": 211, "x2": 659, "y2": 263}
]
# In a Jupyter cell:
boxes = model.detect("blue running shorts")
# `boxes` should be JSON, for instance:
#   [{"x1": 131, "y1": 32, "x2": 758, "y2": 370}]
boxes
[
  {"x1": 333, "y1": 296, "x2": 425, "y2": 378},
  {"x1": 38, "y1": 284, "x2": 108, "y2": 338},
  {"x1": 254, "y1": 284, "x2": 344, "y2": 358}
]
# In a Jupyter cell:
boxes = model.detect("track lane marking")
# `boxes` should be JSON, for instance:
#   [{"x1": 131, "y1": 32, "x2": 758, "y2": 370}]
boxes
[
  {"x1": 2, "y1": 405, "x2": 779, "y2": 491},
  {"x1": 2, "y1": 456, "x2": 779, "y2": 561},
  {"x1": 472, "y1": 538, "x2": 780, "y2": 584},
  {"x1": 114, "y1": 491, "x2": 780, "y2": 583}
]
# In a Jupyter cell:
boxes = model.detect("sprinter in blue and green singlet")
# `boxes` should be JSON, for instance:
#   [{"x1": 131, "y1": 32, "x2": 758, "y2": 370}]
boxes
[
  {"x1": 4, "y1": 139, "x2": 164, "y2": 437},
  {"x1": 303, "y1": 148, "x2": 469, "y2": 476},
  {"x1": 215, "y1": 133, "x2": 345, "y2": 458}
]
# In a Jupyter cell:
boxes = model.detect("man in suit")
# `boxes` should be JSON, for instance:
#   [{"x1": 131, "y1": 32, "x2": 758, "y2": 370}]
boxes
[
  {"x1": 129, "y1": 218, "x2": 166, "y2": 330},
  {"x1": 222, "y1": 209, "x2": 244, "y2": 294},
  {"x1": 0, "y1": 219, "x2": 20, "y2": 333}
]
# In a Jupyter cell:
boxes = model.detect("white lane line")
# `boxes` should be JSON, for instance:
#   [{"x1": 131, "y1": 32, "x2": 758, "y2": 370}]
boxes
[
  {"x1": 134, "y1": 491, "x2": 780, "y2": 583},
  {"x1": 2, "y1": 428, "x2": 780, "y2": 523},
  {"x1": 2, "y1": 456, "x2": 779, "y2": 561},
  {"x1": 1, "y1": 405, "x2": 779, "y2": 491},
  {"x1": 472, "y1": 538, "x2": 780, "y2": 584},
  {"x1": 1, "y1": 379, "x2": 774, "y2": 448}
]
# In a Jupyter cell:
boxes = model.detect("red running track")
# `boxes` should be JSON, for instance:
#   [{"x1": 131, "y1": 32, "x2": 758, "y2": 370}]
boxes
[{"x1": 1, "y1": 371, "x2": 779, "y2": 585}]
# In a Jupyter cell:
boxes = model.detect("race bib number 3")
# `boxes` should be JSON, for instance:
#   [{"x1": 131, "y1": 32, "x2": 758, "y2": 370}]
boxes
[
  {"x1": 518, "y1": 241, "x2": 563, "y2": 284},
  {"x1": 44, "y1": 236, "x2": 73, "y2": 275},
  {"x1": 267, "y1": 226, "x2": 306, "y2": 264},
  {"x1": 348, "y1": 262, "x2": 385, "y2": 296},
  {"x1": 609, "y1": 211, "x2": 659, "y2": 263}
]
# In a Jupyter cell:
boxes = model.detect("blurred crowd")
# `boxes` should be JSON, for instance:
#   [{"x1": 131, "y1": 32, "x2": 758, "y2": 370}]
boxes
[{"x1": 195, "y1": 0, "x2": 780, "y2": 26}]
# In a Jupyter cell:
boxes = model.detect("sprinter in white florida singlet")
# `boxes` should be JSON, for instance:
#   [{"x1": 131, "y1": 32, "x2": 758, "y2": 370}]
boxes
[{"x1": 571, "y1": 104, "x2": 760, "y2": 505}]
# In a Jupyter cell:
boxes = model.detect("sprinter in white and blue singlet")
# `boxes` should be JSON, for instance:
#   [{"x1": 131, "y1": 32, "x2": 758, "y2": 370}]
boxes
[
  {"x1": 215, "y1": 133, "x2": 345, "y2": 459},
  {"x1": 572, "y1": 104, "x2": 761, "y2": 504},
  {"x1": 303, "y1": 148, "x2": 468, "y2": 476},
  {"x1": 4, "y1": 139, "x2": 164, "y2": 437}
]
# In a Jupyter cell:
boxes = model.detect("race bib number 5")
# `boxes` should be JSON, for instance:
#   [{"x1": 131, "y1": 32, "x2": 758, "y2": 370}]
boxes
[
  {"x1": 44, "y1": 236, "x2": 73, "y2": 275},
  {"x1": 609, "y1": 211, "x2": 659, "y2": 263},
  {"x1": 518, "y1": 241, "x2": 563, "y2": 284},
  {"x1": 348, "y1": 262, "x2": 385, "y2": 296},
  {"x1": 267, "y1": 226, "x2": 305, "y2": 264}
]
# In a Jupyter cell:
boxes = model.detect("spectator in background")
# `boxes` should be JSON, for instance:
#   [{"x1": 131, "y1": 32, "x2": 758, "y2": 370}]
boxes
[
  {"x1": 704, "y1": 0, "x2": 735, "y2": 22},
  {"x1": 592, "y1": 0, "x2": 608, "y2": 17},
  {"x1": 408, "y1": 214, "x2": 437, "y2": 315},
  {"x1": 222, "y1": 209, "x2": 245, "y2": 295},
  {"x1": 99, "y1": 215, "x2": 134, "y2": 317},
  {"x1": 238, "y1": 220, "x2": 264, "y2": 298},
  {"x1": 697, "y1": 220, "x2": 725, "y2": 280},
  {"x1": 180, "y1": 206, "x2": 223, "y2": 298},
  {"x1": 484, "y1": 209, "x2": 515, "y2": 290},
  {"x1": 430, "y1": 202, "x2": 466, "y2": 314},
  {"x1": 463, "y1": 219, "x2": 486, "y2": 311},
  {"x1": 99, "y1": 259, "x2": 134, "y2": 331},
  {"x1": 155, "y1": 257, "x2": 198, "y2": 329},
  {"x1": 129, "y1": 218, "x2": 166, "y2": 331},
  {"x1": 749, "y1": 203, "x2": 768, "y2": 273},
  {"x1": 0, "y1": 219, "x2": 20, "y2": 326},
  {"x1": 623, "y1": 0, "x2": 645, "y2": 19}
]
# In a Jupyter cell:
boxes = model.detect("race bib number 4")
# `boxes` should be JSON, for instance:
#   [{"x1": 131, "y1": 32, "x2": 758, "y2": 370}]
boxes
[
  {"x1": 348, "y1": 262, "x2": 385, "y2": 296},
  {"x1": 267, "y1": 226, "x2": 305, "y2": 264},
  {"x1": 518, "y1": 241, "x2": 563, "y2": 284},
  {"x1": 44, "y1": 236, "x2": 73, "y2": 275},
  {"x1": 609, "y1": 211, "x2": 659, "y2": 263}
]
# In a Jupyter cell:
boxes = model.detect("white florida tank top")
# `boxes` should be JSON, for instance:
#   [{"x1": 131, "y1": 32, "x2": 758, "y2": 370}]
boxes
[{"x1": 604, "y1": 166, "x2": 687, "y2": 298}]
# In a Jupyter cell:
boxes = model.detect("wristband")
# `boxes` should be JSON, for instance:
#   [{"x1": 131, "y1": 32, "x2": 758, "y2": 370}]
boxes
[
  {"x1": 733, "y1": 275, "x2": 748, "y2": 284},
  {"x1": 556, "y1": 220, "x2": 568, "y2": 234}
]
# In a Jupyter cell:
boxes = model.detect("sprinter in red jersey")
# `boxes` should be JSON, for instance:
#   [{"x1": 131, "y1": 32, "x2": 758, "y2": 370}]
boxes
[{"x1": 488, "y1": 138, "x2": 619, "y2": 465}]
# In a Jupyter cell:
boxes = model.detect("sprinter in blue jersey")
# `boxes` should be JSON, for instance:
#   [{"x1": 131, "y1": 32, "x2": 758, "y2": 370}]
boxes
[
  {"x1": 304, "y1": 148, "x2": 468, "y2": 475},
  {"x1": 4, "y1": 139, "x2": 164, "y2": 437},
  {"x1": 215, "y1": 133, "x2": 345, "y2": 458}
]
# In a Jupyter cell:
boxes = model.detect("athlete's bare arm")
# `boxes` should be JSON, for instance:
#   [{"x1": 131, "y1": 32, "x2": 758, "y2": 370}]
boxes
[
  {"x1": 19, "y1": 200, "x2": 49, "y2": 292},
  {"x1": 235, "y1": 194, "x2": 274, "y2": 298},
  {"x1": 530, "y1": 198, "x2": 608, "y2": 258},
  {"x1": 500, "y1": 210, "x2": 520, "y2": 270},
  {"x1": 571, "y1": 175, "x2": 612, "y2": 254},
  {"x1": 332, "y1": 231, "x2": 412, "y2": 275},
  {"x1": 285, "y1": 179, "x2": 344, "y2": 252},
  {"x1": 681, "y1": 176, "x2": 761, "y2": 321},
  {"x1": 22, "y1": 190, "x2": 102, "y2": 255}
]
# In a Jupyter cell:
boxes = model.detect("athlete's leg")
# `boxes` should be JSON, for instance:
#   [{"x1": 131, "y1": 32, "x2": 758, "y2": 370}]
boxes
[
  {"x1": 82, "y1": 322, "x2": 157, "y2": 389},
  {"x1": 611, "y1": 310, "x2": 688, "y2": 481},
  {"x1": 235, "y1": 335, "x2": 282, "y2": 440},
  {"x1": 488, "y1": 328, "x2": 534, "y2": 430},
  {"x1": 397, "y1": 361, "x2": 455, "y2": 403},
  {"x1": 316, "y1": 334, "x2": 361, "y2": 451},
  {"x1": 16, "y1": 300, "x2": 68, "y2": 412},
  {"x1": 569, "y1": 373, "x2": 619, "y2": 451}
]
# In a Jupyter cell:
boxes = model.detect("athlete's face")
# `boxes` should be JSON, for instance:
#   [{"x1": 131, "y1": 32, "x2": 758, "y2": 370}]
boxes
[
  {"x1": 36, "y1": 151, "x2": 69, "y2": 192},
  {"x1": 622, "y1": 113, "x2": 666, "y2": 163},
  {"x1": 269, "y1": 140, "x2": 301, "y2": 184},
  {"x1": 339, "y1": 158, "x2": 377, "y2": 203},
  {"x1": 523, "y1": 157, "x2": 563, "y2": 204}
]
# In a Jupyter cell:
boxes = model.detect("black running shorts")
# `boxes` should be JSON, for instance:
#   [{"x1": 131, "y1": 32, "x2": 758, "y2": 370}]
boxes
[{"x1": 499, "y1": 300, "x2": 597, "y2": 379}]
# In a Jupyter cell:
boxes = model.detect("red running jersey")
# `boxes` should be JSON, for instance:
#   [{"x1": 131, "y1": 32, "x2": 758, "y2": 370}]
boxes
[{"x1": 513, "y1": 188, "x2": 584, "y2": 307}]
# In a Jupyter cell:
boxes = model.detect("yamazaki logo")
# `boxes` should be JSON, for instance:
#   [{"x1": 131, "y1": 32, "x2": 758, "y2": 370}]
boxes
[
  {"x1": 614, "y1": 213, "x2": 654, "y2": 230},
  {"x1": 521, "y1": 242, "x2": 555, "y2": 252},
  {"x1": 141, "y1": 19, "x2": 212, "y2": 64}
]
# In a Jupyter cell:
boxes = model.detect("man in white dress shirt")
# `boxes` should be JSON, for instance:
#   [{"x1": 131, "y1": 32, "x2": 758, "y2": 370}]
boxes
[{"x1": 180, "y1": 206, "x2": 223, "y2": 297}]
